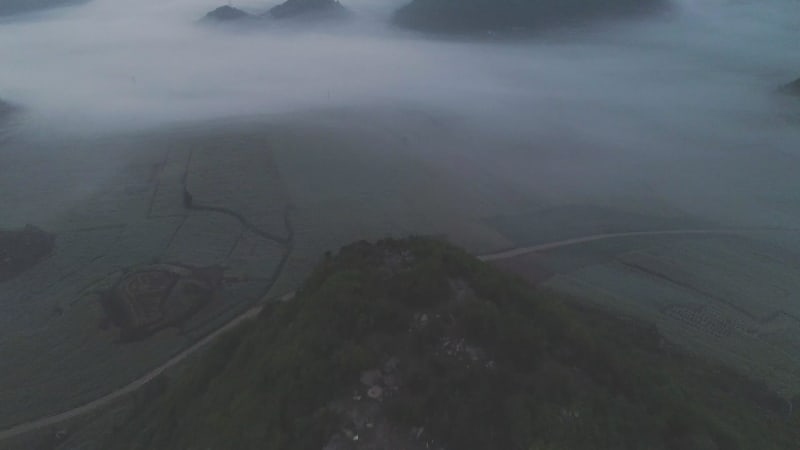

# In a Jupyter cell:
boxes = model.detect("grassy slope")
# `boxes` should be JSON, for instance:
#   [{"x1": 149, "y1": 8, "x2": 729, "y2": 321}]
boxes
[{"x1": 104, "y1": 238, "x2": 798, "y2": 450}]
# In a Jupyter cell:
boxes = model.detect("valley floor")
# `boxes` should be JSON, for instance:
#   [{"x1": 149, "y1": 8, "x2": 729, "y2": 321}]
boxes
[{"x1": 1, "y1": 106, "x2": 799, "y2": 443}]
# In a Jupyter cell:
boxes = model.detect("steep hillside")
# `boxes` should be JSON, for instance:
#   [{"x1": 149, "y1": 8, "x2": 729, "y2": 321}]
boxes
[{"x1": 103, "y1": 238, "x2": 798, "y2": 450}]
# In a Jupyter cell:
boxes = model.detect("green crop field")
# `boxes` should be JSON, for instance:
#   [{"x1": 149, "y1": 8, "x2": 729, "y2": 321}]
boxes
[{"x1": 498, "y1": 234, "x2": 800, "y2": 395}]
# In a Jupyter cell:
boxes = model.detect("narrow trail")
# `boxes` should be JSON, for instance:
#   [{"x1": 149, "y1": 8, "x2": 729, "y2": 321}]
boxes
[
  {"x1": 0, "y1": 304, "x2": 263, "y2": 441},
  {"x1": 0, "y1": 157, "x2": 296, "y2": 441},
  {"x1": 1, "y1": 225, "x2": 798, "y2": 441}
]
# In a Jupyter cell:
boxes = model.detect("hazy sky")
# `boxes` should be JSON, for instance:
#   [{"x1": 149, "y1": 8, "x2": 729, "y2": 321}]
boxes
[
  {"x1": 2, "y1": 1, "x2": 800, "y2": 433},
  {"x1": 0, "y1": 0, "x2": 799, "y2": 230},
  {"x1": 0, "y1": 0, "x2": 797, "y2": 133}
]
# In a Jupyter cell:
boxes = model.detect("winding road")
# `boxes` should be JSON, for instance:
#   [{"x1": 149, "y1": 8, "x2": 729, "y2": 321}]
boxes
[
  {"x1": 478, "y1": 227, "x2": 800, "y2": 261},
  {"x1": 1, "y1": 225, "x2": 798, "y2": 441}
]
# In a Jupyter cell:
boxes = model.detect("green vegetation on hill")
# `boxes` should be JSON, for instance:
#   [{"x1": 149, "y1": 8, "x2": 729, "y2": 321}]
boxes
[
  {"x1": 104, "y1": 238, "x2": 798, "y2": 449},
  {"x1": 394, "y1": 0, "x2": 667, "y2": 34}
]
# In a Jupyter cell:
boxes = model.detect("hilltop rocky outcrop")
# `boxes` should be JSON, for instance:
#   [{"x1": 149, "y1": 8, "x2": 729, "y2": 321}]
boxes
[{"x1": 98, "y1": 238, "x2": 799, "y2": 450}]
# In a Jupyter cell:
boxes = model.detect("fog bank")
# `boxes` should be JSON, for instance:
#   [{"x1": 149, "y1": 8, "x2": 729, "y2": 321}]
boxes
[
  {"x1": 1, "y1": 0, "x2": 799, "y2": 230},
  {"x1": 0, "y1": 0, "x2": 797, "y2": 132}
]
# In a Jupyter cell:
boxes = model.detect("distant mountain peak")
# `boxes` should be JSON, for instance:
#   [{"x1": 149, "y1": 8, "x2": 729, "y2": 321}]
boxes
[
  {"x1": 268, "y1": 0, "x2": 347, "y2": 19},
  {"x1": 393, "y1": 0, "x2": 669, "y2": 35},
  {"x1": 203, "y1": 5, "x2": 251, "y2": 22},
  {"x1": 202, "y1": 0, "x2": 348, "y2": 25}
]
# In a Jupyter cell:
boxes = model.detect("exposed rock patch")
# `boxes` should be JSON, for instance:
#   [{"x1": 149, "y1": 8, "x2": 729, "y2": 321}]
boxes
[{"x1": 324, "y1": 359, "x2": 434, "y2": 450}]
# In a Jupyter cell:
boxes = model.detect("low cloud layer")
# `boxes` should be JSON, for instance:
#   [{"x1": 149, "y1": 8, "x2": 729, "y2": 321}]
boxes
[
  {"x1": 1, "y1": 0, "x2": 799, "y2": 228},
  {"x1": 0, "y1": 0, "x2": 796, "y2": 130}
]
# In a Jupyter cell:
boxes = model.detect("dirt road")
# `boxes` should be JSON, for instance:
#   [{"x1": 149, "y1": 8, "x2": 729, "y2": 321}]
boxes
[{"x1": 478, "y1": 227, "x2": 800, "y2": 261}]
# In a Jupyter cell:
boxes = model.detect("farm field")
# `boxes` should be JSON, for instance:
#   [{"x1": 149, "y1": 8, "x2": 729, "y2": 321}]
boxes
[
  {"x1": 0, "y1": 122, "x2": 292, "y2": 428},
  {"x1": 1, "y1": 0, "x2": 800, "y2": 445},
  {"x1": 495, "y1": 232, "x2": 800, "y2": 395},
  {"x1": 1, "y1": 107, "x2": 799, "y2": 434}
]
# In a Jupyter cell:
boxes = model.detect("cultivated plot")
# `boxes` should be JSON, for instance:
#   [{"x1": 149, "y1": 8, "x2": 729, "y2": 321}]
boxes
[{"x1": 0, "y1": 128, "x2": 291, "y2": 428}]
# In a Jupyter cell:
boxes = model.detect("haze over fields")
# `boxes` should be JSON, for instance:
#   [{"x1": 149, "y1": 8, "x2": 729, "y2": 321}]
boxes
[
  {"x1": 1, "y1": 0, "x2": 800, "y2": 447},
  {"x1": 0, "y1": 0, "x2": 798, "y2": 222}
]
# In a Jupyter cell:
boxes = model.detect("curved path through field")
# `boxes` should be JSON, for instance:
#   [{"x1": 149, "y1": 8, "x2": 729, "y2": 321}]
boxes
[{"x1": 1, "y1": 225, "x2": 798, "y2": 441}]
